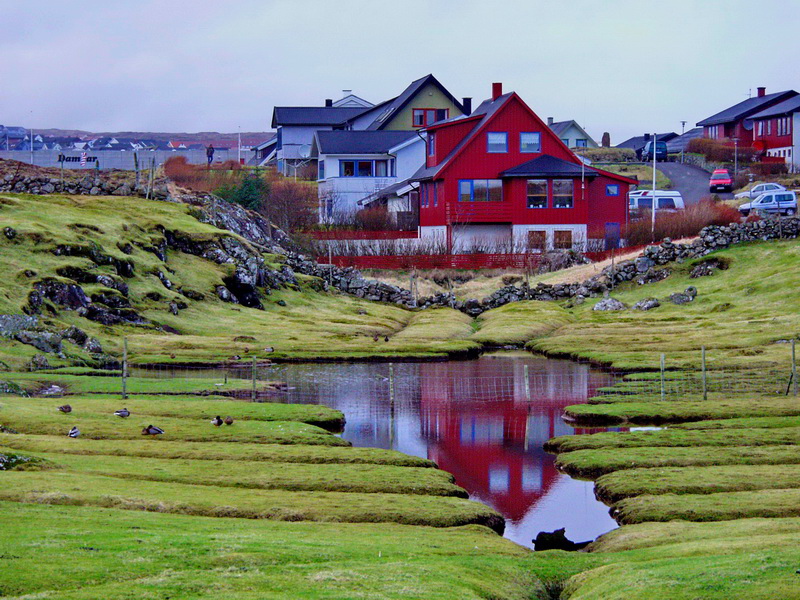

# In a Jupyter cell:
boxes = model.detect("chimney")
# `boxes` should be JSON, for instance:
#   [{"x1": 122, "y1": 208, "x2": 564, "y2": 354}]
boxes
[
  {"x1": 547, "y1": 117, "x2": 554, "y2": 126},
  {"x1": 324, "y1": 98, "x2": 333, "y2": 107},
  {"x1": 492, "y1": 82, "x2": 503, "y2": 100},
  {"x1": 644, "y1": 133, "x2": 651, "y2": 141},
  {"x1": 462, "y1": 97, "x2": 472, "y2": 115},
  {"x1": 757, "y1": 86, "x2": 766, "y2": 97}
]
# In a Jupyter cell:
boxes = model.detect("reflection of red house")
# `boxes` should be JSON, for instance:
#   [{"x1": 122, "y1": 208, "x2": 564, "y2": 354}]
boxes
[{"x1": 417, "y1": 360, "x2": 615, "y2": 523}]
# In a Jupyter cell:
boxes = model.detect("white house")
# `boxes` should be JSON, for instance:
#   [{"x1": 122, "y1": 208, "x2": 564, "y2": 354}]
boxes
[
  {"x1": 312, "y1": 130, "x2": 425, "y2": 223},
  {"x1": 547, "y1": 118, "x2": 598, "y2": 149}
]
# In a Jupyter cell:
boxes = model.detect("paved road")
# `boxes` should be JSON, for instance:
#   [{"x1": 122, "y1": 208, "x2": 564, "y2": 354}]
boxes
[{"x1": 657, "y1": 162, "x2": 733, "y2": 205}]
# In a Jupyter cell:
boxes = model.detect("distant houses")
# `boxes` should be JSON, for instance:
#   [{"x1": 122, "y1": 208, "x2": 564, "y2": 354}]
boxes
[
  {"x1": 547, "y1": 118, "x2": 598, "y2": 149},
  {"x1": 616, "y1": 132, "x2": 678, "y2": 159}
]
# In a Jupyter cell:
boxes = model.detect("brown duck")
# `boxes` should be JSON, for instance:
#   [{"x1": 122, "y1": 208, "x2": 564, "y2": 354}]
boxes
[
  {"x1": 58, "y1": 404, "x2": 72, "y2": 414},
  {"x1": 224, "y1": 416, "x2": 234, "y2": 426}
]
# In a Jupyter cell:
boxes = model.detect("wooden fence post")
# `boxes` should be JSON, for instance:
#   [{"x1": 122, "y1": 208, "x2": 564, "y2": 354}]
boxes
[
  {"x1": 524, "y1": 364, "x2": 530, "y2": 401},
  {"x1": 122, "y1": 337, "x2": 128, "y2": 399},
  {"x1": 701, "y1": 346, "x2": 707, "y2": 401},
  {"x1": 251, "y1": 356, "x2": 257, "y2": 401},
  {"x1": 793, "y1": 339, "x2": 798, "y2": 397},
  {"x1": 660, "y1": 353, "x2": 666, "y2": 401}
]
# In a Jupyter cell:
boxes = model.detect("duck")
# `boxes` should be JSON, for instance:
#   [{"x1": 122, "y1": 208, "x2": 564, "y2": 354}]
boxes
[
  {"x1": 114, "y1": 408, "x2": 130, "y2": 418},
  {"x1": 68, "y1": 426, "x2": 80, "y2": 438},
  {"x1": 372, "y1": 333, "x2": 379, "y2": 342},
  {"x1": 58, "y1": 404, "x2": 72, "y2": 414},
  {"x1": 263, "y1": 347, "x2": 274, "y2": 353},
  {"x1": 224, "y1": 416, "x2": 234, "y2": 426},
  {"x1": 142, "y1": 424, "x2": 164, "y2": 436},
  {"x1": 384, "y1": 336, "x2": 389, "y2": 342},
  {"x1": 230, "y1": 355, "x2": 241, "y2": 362},
  {"x1": 211, "y1": 415, "x2": 223, "y2": 427}
]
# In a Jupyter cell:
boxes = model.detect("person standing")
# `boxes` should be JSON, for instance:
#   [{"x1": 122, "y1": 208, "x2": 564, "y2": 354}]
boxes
[{"x1": 206, "y1": 144, "x2": 215, "y2": 166}]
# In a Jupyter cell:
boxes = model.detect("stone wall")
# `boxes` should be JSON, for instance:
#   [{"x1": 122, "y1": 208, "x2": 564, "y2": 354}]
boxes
[{"x1": 0, "y1": 172, "x2": 169, "y2": 199}]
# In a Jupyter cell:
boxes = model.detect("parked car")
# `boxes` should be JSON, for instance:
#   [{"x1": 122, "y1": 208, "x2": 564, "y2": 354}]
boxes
[
  {"x1": 738, "y1": 191, "x2": 797, "y2": 217},
  {"x1": 641, "y1": 140, "x2": 668, "y2": 162},
  {"x1": 709, "y1": 169, "x2": 733, "y2": 193},
  {"x1": 629, "y1": 191, "x2": 685, "y2": 214},
  {"x1": 734, "y1": 182, "x2": 787, "y2": 200}
]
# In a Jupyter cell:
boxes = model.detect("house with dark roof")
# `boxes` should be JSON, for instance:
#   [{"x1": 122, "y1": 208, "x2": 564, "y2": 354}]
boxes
[
  {"x1": 270, "y1": 74, "x2": 467, "y2": 176},
  {"x1": 546, "y1": 118, "x2": 598, "y2": 149},
  {"x1": 750, "y1": 95, "x2": 800, "y2": 169},
  {"x1": 411, "y1": 83, "x2": 636, "y2": 253},
  {"x1": 666, "y1": 128, "x2": 704, "y2": 153},
  {"x1": 616, "y1": 132, "x2": 678, "y2": 158},
  {"x1": 697, "y1": 87, "x2": 798, "y2": 146},
  {"x1": 311, "y1": 130, "x2": 423, "y2": 222}
]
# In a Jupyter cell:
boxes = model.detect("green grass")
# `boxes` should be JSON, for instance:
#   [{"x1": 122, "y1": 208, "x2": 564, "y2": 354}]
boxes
[
  {"x1": 601, "y1": 163, "x2": 671, "y2": 189},
  {"x1": 613, "y1": 489, "x2": 800, "y2": 524},
  {"x1": 0, "y1": 470, "x2": 503, "y2": 530},
  {"x1": 0, "y1": 502, "x2": 538, "y2": 600},
  {"x1": 595, "y1": 464, "x2": 800, "y2": 503},
  {"x1": 556, "y1": 445, "x2": 800, "y2": 478},
  {"x1": 563, "y1": 395, "x2": 800, "y2": 425},
  {"x1": 6, "y1": 448, "x2": 467, "y2": 497},
  {"x1": 529, "y1": 240, "x2": 800, "y2": 370},
  {"x1": 0, "y1": 433, "x2": 435, "y2": 467},
  {"x1": 0, "y1": 395, "x2": 345, "y2": 445},
  {"x1": 546, "y1": 426, "x2": 800, "y2": 453},
  {"x1": 471, "y1": 301, "x2": 574, "y2": 345}
]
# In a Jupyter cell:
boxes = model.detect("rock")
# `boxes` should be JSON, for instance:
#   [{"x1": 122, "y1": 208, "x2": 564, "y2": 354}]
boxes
[
  {"x1": 30, "y1": 354, "x2": 51, "y2": 370},
  {"x1": 215, "y1": 285, "x2": 237, "y2": 303},
  {"x1": 3, "y1": 227, "x2": 16, "y2": 240},
  {"x1": 83, "y1": 337, "x2": 103, "y2": 354},
  {"x1": 685, "y1": 286, "x2": 698, "y2": 298},
  {"x1": 61, "y1": 325, "x2": 88, "y2": 346},
  {"x1": 277, "y1": 299, "x2": 287, "y2": 307},
  {"x1": 634, "y1": 257, "x2": 655, "y2": 272},
  {"x1": 89, "y1": 186, "x2": 101, "y2": 195},
  {"x1": 593, "y1": 297, "x2": 627, "y2": 311},
  {"x1": 179, "y1": 288, "x2": 205, "y2": 301},
  {"x1": 0, "y1": 314, "x2": 39, "y2": 337},
  {"x1": 633, "y1": 297, "x2": 660, "y2": 311},
  {"x1": 14, "y1": 330, "x2": 62, "y2": 354},
  {"x1": 669, "y1": 292, "x2": 693, "y2": 305},
  {"x1": 532, "y1": 528, "x2": 591, "y2": 552},
  {"x1": 33, "y1": 280, "x2": 90, "y2": 311},
  {"x1": 112, "y1": 184, "x2": 132, "y2": 196}
]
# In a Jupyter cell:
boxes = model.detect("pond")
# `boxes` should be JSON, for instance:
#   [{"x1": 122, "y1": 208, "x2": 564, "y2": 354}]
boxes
[{"x1": 258, "y1": 352, "x2": 621, "y2": 548}]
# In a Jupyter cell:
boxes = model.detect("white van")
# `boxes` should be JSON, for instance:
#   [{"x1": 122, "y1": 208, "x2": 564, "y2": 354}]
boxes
[{"x1": 628, "y1": 190, "x2": 685, "y2": 213}]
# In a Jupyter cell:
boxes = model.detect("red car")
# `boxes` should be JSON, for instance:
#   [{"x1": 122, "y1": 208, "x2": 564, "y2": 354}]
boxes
[{"x1": 709, "y1": 169, "x2": 733, "y2": 193}]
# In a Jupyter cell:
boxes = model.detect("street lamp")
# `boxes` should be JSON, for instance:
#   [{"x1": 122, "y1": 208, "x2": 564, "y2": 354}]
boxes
[
  {"x1": 651, "y1": 132, "x2": 657, "y2": 239},
  {"x1": 732, "y1": 137, "x2": 739, "y2": 180},
  {"x1": 680, "y1": 120, "x2": 687, "y2": 164}
]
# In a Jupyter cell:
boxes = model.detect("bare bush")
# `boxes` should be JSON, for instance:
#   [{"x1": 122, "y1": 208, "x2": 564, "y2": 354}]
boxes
[{"x1": 626, "y1": 200, "x2": 742, "y2": 246}]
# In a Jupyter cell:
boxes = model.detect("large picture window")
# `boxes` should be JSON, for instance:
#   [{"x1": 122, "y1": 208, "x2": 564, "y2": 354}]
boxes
[
  {"x1": 552, "y1": 179, "x2": 574, "y2": 208},
  {"x1": 526, "y1": 179, "x2": 547, "y2": 208},
  {"x1": 338, "y1": 159, "x2": 392, "y2": 178},
  {"x1": 487, "y1": 132, "x2": 508, "y2": 153},
  {"x1": 458, "y1": 179, "x2": 503, "y2": 202},
  {"x1": 520, "y1": 132, "x2": 541, "y2": 153}
]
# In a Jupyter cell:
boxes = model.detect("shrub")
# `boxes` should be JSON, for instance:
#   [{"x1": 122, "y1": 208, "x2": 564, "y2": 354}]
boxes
[
  {"x1": 262, "y1": 179, "x2": 318, "y2": 232},
  {"x1": 579, "y1": 147, "x2": 637, "y2": 163},
  {"x1": 750, "y1": 162, "x2": 789, "y2": 177},
  {"x1": 164, "y1": 156, "x2": 243, "y2": 192},
  {"x1": 626, "y1": 200, "x2": 742, "y2": 246},
  {"x1": 354, "y1": 207, "x2": 393, "y2": 230},
  {"x1": 686, "y1": 138, "x2": 759, "y2": 163}
]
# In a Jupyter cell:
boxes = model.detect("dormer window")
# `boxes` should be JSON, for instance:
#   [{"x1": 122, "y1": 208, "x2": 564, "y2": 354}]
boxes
[{"x1": 487, "y1": 132, "x2": 508, "y2": 153}]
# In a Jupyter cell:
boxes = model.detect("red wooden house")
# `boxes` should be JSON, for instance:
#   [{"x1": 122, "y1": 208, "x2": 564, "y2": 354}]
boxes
[{"x1": 412, "y1": 83, "x2": 636, "y2": 253}]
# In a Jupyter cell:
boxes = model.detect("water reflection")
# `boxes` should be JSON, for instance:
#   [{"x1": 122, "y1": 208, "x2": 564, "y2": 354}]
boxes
[{"x1": 261, "y1": 352, "x2": 621, "y2": 548}]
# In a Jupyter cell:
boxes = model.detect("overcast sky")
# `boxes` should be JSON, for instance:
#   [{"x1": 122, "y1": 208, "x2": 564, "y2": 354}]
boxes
[{"x1": 2, "y1": 0, "x2": 798, "y2": 143}]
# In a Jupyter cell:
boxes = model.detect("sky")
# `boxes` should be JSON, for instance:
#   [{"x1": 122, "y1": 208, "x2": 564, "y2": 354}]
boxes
[{"x1": 2, "y1": 0, "x2": 799, "y2": 143}]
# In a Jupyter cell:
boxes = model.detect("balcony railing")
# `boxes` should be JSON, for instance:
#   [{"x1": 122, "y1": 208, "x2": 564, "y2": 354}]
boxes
[{"x1": 447, "y1": 201, "x2": 514, "y2": 223}]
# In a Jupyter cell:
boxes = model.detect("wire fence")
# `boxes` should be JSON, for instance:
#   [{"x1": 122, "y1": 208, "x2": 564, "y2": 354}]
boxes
[{"x1": 13, "y1": 342, "x2": 800, "y2": 404}]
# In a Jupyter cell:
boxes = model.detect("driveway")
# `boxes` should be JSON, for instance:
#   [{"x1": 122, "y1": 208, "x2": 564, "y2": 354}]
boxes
[{"x1": 656, "y1": 162, "x2": 733, "y2": 205}]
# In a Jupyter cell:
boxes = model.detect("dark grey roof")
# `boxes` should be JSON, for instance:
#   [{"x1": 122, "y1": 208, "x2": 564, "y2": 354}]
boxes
[
  {"x1": 666, "y1": 127, "x2": 703, "y2": 152},
  {"x1": 367, "y1": 74, "x2": 465, "y2": 130},
  {"x1": 548, "y1": 120, "x2": 573, "y2": 136},
  {"x1": 500, "y1": 154, "x2": 598, "y2": 178},
  {"x1": 315, "y1": 130, "x2": 418, "y2": 155},
  {"x1": 271, "y1": 106, "x2": 370, "y2": 128},
  {"x1": 750, "y1": 95, "x2": 800, "y2": 119},
  {"x1": 361, "y1": 178, "x2": 417, "y2": 205},
  {"x1": 616, "y1": 133, "x2": 678, "y2": 151},
  {"x1": 697, "y1": 90, "x2": 798, "y2": 126}
]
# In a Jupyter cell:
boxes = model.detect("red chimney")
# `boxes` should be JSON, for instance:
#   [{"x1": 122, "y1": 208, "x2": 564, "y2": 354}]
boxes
[
  {"x1": 757, "y1": 87, "x2": 766, "y2": 97},
  {"x1": 492, "y1": 82, "x2": 503, "y2": 100}
]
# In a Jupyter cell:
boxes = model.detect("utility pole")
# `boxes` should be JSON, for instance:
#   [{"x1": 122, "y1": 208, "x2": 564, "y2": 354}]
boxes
[
  {"x1": 238, "y1": 126, "x2": 242, "y2": 165},
  {"x1": 732, "y1": 137, "x2": 739, "y2": 179},
  {"x1": 651, "y1": 133, "x2": 658, "y2": 240}
]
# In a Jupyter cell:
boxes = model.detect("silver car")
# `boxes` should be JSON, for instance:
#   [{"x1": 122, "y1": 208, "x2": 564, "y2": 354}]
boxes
[
  {"x1": 735, "y1": 182, "x2": 787, "y2": 200},
  {"x1": 738, "y1": 191, "x2": 797, "y2": 217}
]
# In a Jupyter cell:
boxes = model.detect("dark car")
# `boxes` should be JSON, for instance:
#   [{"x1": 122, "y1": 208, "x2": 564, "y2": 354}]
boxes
[{"x1": 641, "y1": 140, "x2": 668, "y2": 162}]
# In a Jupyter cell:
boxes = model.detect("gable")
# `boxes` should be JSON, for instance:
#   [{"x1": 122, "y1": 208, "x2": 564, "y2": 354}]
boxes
[
  {"x1": 435, "y1": 94, "x2": 582, "y2": 181},
  {"x1": 380, "y1": 82, "x2": 463, "y2": 131}
]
